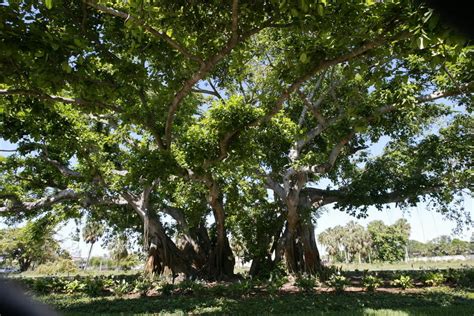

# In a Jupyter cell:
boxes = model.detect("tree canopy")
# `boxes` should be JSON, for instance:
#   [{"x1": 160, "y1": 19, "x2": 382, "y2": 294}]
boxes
[{"x1": 0, "y1": 0, "x2": 472, "y2": 279}]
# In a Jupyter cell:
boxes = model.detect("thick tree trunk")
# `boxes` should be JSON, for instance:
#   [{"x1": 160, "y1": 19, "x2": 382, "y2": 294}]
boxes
[
  {"x1": 284, "y1": 196, "x2": 304, "y2": 274},
  {"x1": 144, "y1": 217, "x2": 196, "y2": 278},
  {"x1": 179, "y1": 223, "x2": 211, "y2": 272},
  {"x1": 283, "y1": 196, "x2": 322, "y2": 275},
  {"x1": 19, "y1": 259, "x2": 31, "y2": 272},
  {"x1": 206, "y1": 180, "x2": 235, "y2": 280},
  {"x1": 300, "y1": 222, "x2": 322, "y2": 274}
]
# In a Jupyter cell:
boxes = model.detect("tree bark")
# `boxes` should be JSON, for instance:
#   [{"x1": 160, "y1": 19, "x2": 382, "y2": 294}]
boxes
[
  {"x1": 144, "y1": 217, "x2": 196, "y2": 278},
  {"x1": 300, "y1": 222, "x2": 322, "y2": 274},
  {"x1": 206, "y1": 180, "x2": 235, "y2": 280},
  {"x1": 283, "y1": 196, "x2": 323, "y2": 275}
]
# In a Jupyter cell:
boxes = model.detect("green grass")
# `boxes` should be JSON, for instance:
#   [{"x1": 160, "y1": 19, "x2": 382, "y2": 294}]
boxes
[
  {"x1": 338, "y1": 260, "x2": 474, "y2": 272},
  {"x1": 18, "y1": 269, "x2": 141, "y2": 278},
  {"x1": 36, "y1": 287, "x2": 474, "y2": 315}
]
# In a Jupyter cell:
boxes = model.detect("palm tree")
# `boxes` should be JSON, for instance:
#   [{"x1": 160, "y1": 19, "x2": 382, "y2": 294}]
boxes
[{"x1": 82, "y1": 220, "x2": 104, "y2": 270}]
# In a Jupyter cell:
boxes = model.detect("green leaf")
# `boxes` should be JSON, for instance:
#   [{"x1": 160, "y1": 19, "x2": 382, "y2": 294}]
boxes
[
  {"x1": 299, "y1": 52, "x2": 308, "y2": 63},
  {"x1": 45, "y1": 0, "x2": 53, "y2": 9},
  {"x1": 61, "y1": 62, "x2": 72, "y2": 73},
  {"x1": 417, "y1": 37, "x2": 424, "y2": 50},
  {"x1": 316, "y1": 3, "x2": 324, "y2": 16}
]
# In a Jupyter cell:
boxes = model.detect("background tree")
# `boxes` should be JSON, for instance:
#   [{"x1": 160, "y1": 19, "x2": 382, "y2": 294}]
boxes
[
  {"x1": 82, "y1": 219, "x2": 105, "y2": 270},
  {"x1": 0, "y1": 216, "x2": 64, "y2": 271},
  {"x1": 368, "y1": 219, "x2": 411, "y2": 262},
  {"x1": 109, "y1": 236, "x2": 129, "y2": 269}
]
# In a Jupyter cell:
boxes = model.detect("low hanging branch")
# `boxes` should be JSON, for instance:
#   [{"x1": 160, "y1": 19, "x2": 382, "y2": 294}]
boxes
[
  {"x1": 0, "y1": 189, "x2": 81, "y2": 213},
  {"x1": 0, "y1": 89, "x2": 120, "y2": 111}
]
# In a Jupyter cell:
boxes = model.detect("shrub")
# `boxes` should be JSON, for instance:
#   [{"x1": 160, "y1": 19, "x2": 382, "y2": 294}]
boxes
[
  {"x1": 83, "y1": 277, "x2": 105, "y2": 296},
  {"x1": 64, "y1": 279, "x2": 86, "y2": 294},
  {"x1": 159, "y1": 282, "x2": 175, "y2": 296},
  {"x1": 267, "y1": 271, "x2": 288, "y2": 295},
  {"x1": 319, "y1": 265, "x2": 343, "y2": 282},
  {"x1": 294, "y1": 274, "x2": 318, "y2": 292},
  {"x1": 424, "y1": 272, "x2": 445, "y2": 287},
  {"x1": 177, "y1": 279, "x2": 205, "y2": 295},
  {"x1": 31, "y1": 277, "x2": 66, "y2": 294},
  {"x1": 34, "y1": 259, "x2": 78, "y2": 275},
  {"x1": 362, "y1": 274, "x2": 383, "y2": 292},
  {"x1": 227, "y1": 279, "x2": 255, "y2": 296},
  {"x1": 458, "y1": 269, "x2": 474, "y2": 288},
  {"x1": 327, "y1": 273, "x2": 349, "y2": 294},
  {"x1": 111, "y1": 279, "x2": 132, "y2": 297},
  {"x1": 391, "y1": 275, "x2": 414, "y2": 290},
  {"x1": 133, "y1": 277, "x2": 154, "y2": 296}
]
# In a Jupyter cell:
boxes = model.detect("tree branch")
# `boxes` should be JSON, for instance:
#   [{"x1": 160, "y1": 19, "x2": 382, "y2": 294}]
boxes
[
  {"x1": 303, "y1": 186, "x2": 441, "y2": 208},
  {"x1": 262, "y1": 31, "x2": 411, "y2": 123},
  {"x1": 0, "y1": 189, "x2": 81, "y2": 213},
  {"x1": 163, "y1": 0, "x2": 241, "y2": 147},
  {"x1": 0, "y1": 89, "x2": 120, "y2": 111},
  {"x1": 84, "y1": 1, "x2": 203, "y2": 64},
  {"x1": 191, "y1": 88, "x2": 222, "y2": 99},
  {"x1": 416, "y1": 82, "x2": 474, "y2": 103},
  {"x1": 43, "y1": 156, "x2": 83, "y2": 178}
]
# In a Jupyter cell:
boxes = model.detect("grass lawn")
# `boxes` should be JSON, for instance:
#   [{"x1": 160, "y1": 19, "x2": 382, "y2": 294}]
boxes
[
  {"x1": 338, "y1": 259, "x2": 474, "y2": 272},
  {"x1": 37, "y1": 287, "x2": 474, "y2": 315}
]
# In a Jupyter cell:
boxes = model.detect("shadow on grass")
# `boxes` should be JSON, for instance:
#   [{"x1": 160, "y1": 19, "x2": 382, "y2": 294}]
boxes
[{"x1": 43, "y1": 289, "x2": 474, "y2": 316}]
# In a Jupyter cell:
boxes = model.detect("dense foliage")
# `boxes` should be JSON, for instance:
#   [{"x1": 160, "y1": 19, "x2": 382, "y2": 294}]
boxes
[
  {"x1": 0, "y1": 0, "x2": 472, "y2": 279},
  {"x1": 408, "y1": 235, "x2": 473, "y2": 257},
  {"x1": 318, "y1": 219, "x2": 411, "y2": 263},
  {"x1": 0, "y1": 216, "x2": 68, "y2": 271}
]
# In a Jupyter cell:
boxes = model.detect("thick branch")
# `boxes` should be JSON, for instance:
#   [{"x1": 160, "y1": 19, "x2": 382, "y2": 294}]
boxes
[
  {"x1": 0, "y1": 189, "x2": 81, "y2": 213},
  {"x1": 262, "y1": 31, "x2": 410, "y2": 123},
  {"x1": 303, "y1": 186, "x2": 441, "y2": 208},
  {"x1": 42, "y1": 156, "x2": 83, "y2": 178},
  {"x1": 163, "y1": 0, "x2": 241, "y2": 147},
  {"x1": 416, "y1": 82, "x2": 474, "y2": 102},
  {"x1": 191, "y1": 88, "x2": 222, "y2": 99}
]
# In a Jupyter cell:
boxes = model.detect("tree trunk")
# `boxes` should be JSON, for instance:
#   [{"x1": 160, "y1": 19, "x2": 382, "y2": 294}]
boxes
[
  {"x1": 300, "y1": 222, "x2": 322, "y2": 274},
  {"x1": 207, "y1": 182, "x2": 235, "y2": 280},
  {"x1": 19, "y1": 259, "x2": 31, "y2": 272},
  {"x1": 144, "y1": 217, "x2": 196, "y2": 278},
  {"x1": 283, "y1": 196, "x2": 323, "y2": 275},
  {"x1": 285, "y1": 195, "x2": 302, "y2": 273},
  {"x1": 84, "y1": 242, "x2": 94, "y2": 270}
]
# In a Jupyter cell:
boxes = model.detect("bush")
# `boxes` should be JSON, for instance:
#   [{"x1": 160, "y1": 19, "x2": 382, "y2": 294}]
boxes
[
  {"x1": 133, "y1": 277, "x2": 154, "y2": 296},
  {"x1": 34, "y1": 259, "x2": 78, "y2": 275},
  {"x1": 319, "y1": 265, "x2": 343, "y2": 282},
  {"x1": 267, "y1": 271, "x2": 288, "y2": 295},
  {"x1": 177, "y1": 279, "x2": 206, "y2": 295},
  {"x1": 327, "y1": 273, "x2": 349, "y2": 294},
  {"x1": 391, "y1": 275, "x2": 414, "y2": 290},
  {"x1": 159, "y1": 282, "x2": 175, "y2": 296},
  {"x1": 110, "y1": 279, "x2": 132, "y2": 297},
  {"x1": 294, "y1": 274, "x2": 318, "y2": 292},
  {"x1": 227, "y1": 279, "x2": 255, "y2": 296},
  {"x1": 424, "y1": 272, "x2": 445, "y2": 287},
  {"x1": 31, "y1": 277, "x2": 66, "y2": 294},
  {"x1": 83, "y1": 276, "x2": 105, "y2": 296},
  {"x1": 362, "y1": 274, "x2": 383, "y2": 292},
  {"x1": 64, "y1": 279, "x2": 86, "y2": 294},
  {"x1": 458, "y1": 269, "x2": 474, "y2": 288}
]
